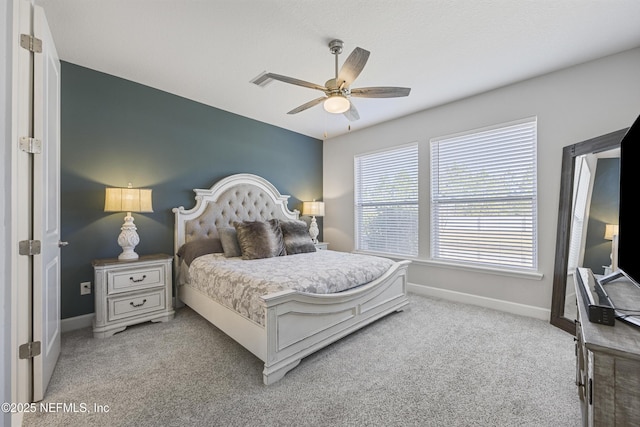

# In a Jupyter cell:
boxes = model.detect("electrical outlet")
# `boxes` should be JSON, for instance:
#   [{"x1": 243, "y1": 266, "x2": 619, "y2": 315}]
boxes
[{"x1": 80, "y1": 281, "x2": 91, "y2": 295}]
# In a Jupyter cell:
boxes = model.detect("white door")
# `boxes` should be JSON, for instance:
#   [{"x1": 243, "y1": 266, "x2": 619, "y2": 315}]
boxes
[{"x1": 32, "y1": 5, "x2": 61, "y2": 401}]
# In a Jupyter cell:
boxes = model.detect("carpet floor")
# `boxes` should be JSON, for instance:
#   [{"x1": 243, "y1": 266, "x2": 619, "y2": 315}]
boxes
[{"x1": 23, "y1": 294, "x2": 581, "y2": 427}]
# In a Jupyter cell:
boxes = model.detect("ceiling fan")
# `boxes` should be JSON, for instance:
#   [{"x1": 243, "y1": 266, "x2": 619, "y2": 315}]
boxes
[{"x1": 251, "y1": 39, "x2": 411, "y2": 121}]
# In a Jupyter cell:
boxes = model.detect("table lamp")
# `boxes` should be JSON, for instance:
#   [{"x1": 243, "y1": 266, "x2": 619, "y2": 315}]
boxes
[
  {"x1": 104, "y1": 183, "x2": 153, "y2": 260},
  {"x1": 302, "y1": 200, "x2": 325, "y2": 244}
]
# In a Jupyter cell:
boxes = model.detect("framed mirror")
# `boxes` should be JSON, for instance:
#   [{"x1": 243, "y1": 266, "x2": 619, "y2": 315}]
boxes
[{"x1": 550, "y1": 128, "x2": 627, "y2": 334}]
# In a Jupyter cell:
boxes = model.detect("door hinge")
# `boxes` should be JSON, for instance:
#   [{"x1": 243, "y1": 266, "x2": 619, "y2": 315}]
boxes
[
  {"x1": 19, "y1": 341, "x2": 41, "y2": 359},
  {"x1": 19, "y1": 137, "x2": 42, "y2": 154},
  {"x1": 18, "y1": 240, "x2": 41, "y2": 256},
  {"x1": 20, "y1": 34, "x2": 42, "y2": 53}
]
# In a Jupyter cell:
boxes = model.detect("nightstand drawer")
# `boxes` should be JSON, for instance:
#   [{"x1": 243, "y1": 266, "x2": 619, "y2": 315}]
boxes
[
  {"x1": 108, "y1": 265, "x2": 164, "y2": 294},
  {"x1": 108, "y1": 289, "x2": 165, "y2": 321}
]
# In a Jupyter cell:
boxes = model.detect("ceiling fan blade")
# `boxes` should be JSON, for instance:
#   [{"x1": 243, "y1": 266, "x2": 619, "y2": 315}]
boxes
[
  {"x1": 343, "y1": 101, "x2": 360, "y2": 122},
  {"x1": 251, "y1": 72, "x2": 327, "y2": 92},
  {"x1": 350, "y1": 87, "x2": 411, "y2": 98},
  {"x1": 287, "y1": 97, "x2": 326, "y2": 115},
  {"x1": 337, "y1": 47, "x2": 370, "y2": 87}
]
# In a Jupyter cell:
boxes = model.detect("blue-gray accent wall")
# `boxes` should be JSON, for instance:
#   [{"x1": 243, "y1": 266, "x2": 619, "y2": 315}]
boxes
[{"x1": 61, "y1": 62, "x2": 323, "y2": 319}]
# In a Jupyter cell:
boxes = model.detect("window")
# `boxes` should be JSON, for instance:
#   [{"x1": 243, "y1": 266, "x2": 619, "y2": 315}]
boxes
[
  {"x1": 430, "y1": 118, "x2": 537, "y2": 269},
  {"x1": 354, "y1": 144, "x2": 419, "y2": 257}
]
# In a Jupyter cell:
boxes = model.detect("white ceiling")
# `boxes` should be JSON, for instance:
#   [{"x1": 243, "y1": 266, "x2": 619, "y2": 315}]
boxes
[{"x1": 36, "y1": 0, "x2": 640, "y2": 140}]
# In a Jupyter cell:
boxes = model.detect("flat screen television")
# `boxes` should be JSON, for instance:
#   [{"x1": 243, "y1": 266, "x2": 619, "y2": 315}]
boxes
[
  {"x1": 604, "y1": 113, "x2": 640, "y2": 328},
  {"x1": 617, "y1": 113, "x2": 640, "y2": 286}
]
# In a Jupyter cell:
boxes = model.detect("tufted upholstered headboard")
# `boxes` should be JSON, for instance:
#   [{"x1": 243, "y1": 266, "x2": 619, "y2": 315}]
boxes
[{"x1": 172, "y1": 173, "x2": 299, "y2": 258}]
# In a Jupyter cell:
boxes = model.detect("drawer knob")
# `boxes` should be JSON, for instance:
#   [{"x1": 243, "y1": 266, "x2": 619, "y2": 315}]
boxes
[
  {"x1": 129, "y1": 275, "x2": 147, "y2": 283},
  {"x1": 130, "y1": 299, "x2": 147, "y2": 308}
]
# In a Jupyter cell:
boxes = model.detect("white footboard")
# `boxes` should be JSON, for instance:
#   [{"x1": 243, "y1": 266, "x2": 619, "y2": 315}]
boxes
[{"x1": 260, "y1": 260, "x2": 410, "y2": 384}]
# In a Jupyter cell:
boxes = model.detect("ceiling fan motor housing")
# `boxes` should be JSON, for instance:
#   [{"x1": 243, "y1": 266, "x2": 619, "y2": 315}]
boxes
[{"x1": 328, "y1": 39, "x2": 344, "y2": 55}]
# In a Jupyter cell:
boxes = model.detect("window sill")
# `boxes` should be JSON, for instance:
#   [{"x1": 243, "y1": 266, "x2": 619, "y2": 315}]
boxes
[{"x1": 352, "y1": 251, "x2": 544, "y2": 281}]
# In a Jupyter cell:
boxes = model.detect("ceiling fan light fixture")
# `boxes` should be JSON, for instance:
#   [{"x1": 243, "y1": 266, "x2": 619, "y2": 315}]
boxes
[{"x1": 323, "y1": 95, "x2": 350, "y2": 114}]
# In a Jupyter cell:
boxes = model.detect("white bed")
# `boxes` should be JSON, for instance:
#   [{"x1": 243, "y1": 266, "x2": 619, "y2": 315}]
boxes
[{"x1": 172, "y1": 173, "x2": 410, "y2": 384}]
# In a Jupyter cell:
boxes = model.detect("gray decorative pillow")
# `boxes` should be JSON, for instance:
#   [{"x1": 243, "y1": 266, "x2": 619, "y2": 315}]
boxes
[
  {"x1": 234, "y1": 219, "x2": 286, "y2": 260},
  {"x1": 218, "y1": 227, "x2": 242, "y2": 258},
  {"x1": 280, "y1": 220, "x2": 316, "y2": 255},
  {"x1": 177, "y1": 238, "x2": 223, "y2": 266}
]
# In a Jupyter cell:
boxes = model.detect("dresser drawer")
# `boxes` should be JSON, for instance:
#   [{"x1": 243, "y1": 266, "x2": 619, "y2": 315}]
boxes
[
  {"x1": 107, "y1": 265, "x2": 165, "y2": 294},
  {"x1": 107, "y1": 289, "x2": 165, "y2": 321}
]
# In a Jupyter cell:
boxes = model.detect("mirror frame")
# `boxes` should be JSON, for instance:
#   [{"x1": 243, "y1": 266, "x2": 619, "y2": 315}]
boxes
[{"x1": 550, "y1": 128, "x2": 627, "y2": 334}]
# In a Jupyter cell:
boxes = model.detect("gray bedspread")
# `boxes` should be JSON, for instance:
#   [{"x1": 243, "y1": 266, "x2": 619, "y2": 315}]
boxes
[{"x1": 187, "y1": 250, "x2": 395, "y2": 325}]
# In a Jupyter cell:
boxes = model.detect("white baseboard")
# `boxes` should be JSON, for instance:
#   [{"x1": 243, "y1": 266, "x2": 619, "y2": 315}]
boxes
[
  {"x1": 61, "y1": 313, "x2": 94, "y2": 333},
  {"x1": 408, "y1": 283, "x2": 550, "y2": 321}
]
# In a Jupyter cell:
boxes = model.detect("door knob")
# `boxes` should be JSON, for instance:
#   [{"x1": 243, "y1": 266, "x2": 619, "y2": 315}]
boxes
[{"x1": 58, "y1": 241, "x2": 69, "y2": 247}]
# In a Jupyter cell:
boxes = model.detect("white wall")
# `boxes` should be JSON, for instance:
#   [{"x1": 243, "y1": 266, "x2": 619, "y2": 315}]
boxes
[{"x1": 324, "y1": 48, "x2": 640, "y2": 318}]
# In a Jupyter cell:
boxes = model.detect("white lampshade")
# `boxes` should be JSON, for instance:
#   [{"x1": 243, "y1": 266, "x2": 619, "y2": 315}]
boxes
[
  {"x1": 604, "y1": 224, "x2": 619, "y2": 241},
  {"x1": 105, "y1": 186, "x2": 153, "y2": 213},
  {"x1": 323, "y1": 95, "x2": 350, "y2": 114},
  {"x1": 302, "y1": 201, "x2": 325, "y2": 217}
]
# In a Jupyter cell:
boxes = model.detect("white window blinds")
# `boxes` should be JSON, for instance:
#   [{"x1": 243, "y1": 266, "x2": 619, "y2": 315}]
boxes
[
  {"x1": 430, "y1": 118, "x2": 537, "y2": 269},
  {"x1": 355, "y1": 144, "x2": 419, "y2": 257}
]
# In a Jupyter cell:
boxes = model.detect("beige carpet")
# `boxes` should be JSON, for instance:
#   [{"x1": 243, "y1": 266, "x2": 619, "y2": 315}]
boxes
[{"x1": 23, "y1": 294, "x2": 581, "y2": 427}]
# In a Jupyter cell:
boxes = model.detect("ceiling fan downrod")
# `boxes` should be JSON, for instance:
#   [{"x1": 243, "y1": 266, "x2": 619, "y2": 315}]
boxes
[{"x1": 328, "y1": 39, "x2": 343, "y2": 79}]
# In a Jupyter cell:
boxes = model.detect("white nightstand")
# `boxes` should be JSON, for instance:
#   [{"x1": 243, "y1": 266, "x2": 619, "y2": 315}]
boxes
[
  {"x1": 314, "y1": 242, "x2": 329, "y2": 250},
  {"x1": 92, "y1": 254, "x2": 174, "y2": 338}
]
